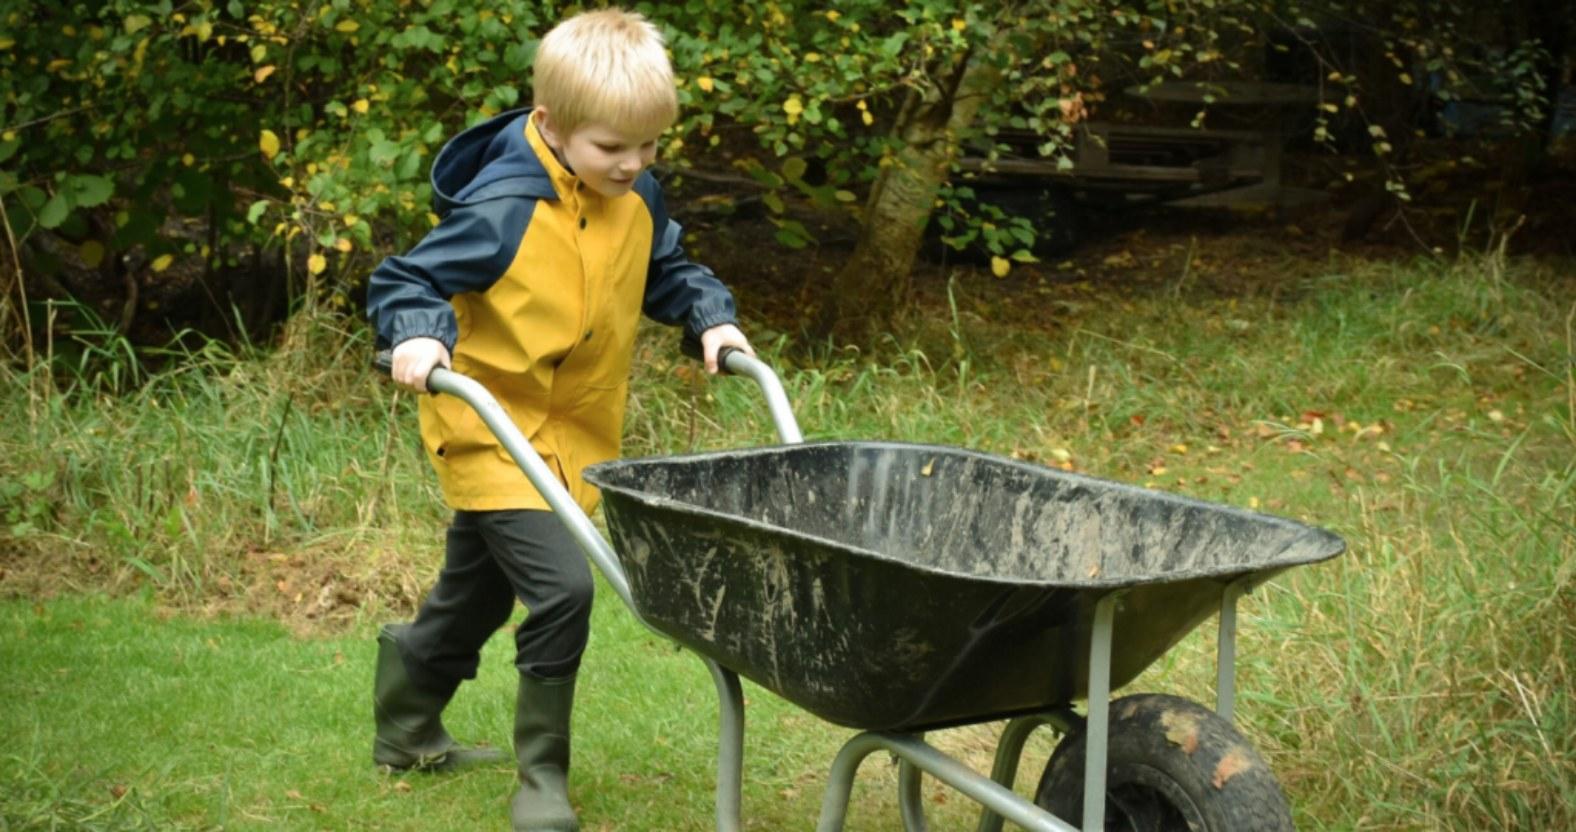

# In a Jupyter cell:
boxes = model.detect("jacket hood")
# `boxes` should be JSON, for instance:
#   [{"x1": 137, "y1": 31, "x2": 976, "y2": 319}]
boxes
[{"x1": 430, "y1": 109, "x2": 557, "y2": 214}]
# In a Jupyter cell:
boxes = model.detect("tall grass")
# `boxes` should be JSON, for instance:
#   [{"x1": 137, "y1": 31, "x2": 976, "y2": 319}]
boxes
[{"x1": 2, "y1": 251, "x2": 1572, "y2": 829}]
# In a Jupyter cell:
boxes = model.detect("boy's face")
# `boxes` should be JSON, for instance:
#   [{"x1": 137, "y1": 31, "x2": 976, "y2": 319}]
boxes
[{"x1": 541, "y1": 115, "x2": 660, "y2": 199}]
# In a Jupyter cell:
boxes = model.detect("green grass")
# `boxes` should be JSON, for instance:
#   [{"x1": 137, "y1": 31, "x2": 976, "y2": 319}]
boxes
[
  {"x1": 0, "y1": 592, "x2": 985, "y2": 831},
  {"x1": 2, "y1": 250, "x2": 1573, "y2": 829}
]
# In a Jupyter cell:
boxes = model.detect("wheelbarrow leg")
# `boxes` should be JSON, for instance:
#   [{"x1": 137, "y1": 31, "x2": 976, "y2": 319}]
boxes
[
  {"x1": 704, "y1": 659, "x2": 744, "y2": 832},
  {"x1": 898, "y1": 748, "x2": 927, "y2": 832},
  {"x1": 1081, "y1": 591, "x2": 1123, "y2": 832},
  {"x1": 1217, "y1": 578, "x2": 1253, "y2": 723},
  {"x1": 974, "y1": 709, "x2": 1080, "y2": 832},
  {"x1": 817, "y1": 733, "x2": 1077, "y2": 832}
]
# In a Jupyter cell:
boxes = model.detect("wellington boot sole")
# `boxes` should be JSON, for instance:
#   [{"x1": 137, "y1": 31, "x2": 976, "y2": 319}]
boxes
[{"x1": 376, "y1": 743, "x2": 508, "y2": 774}]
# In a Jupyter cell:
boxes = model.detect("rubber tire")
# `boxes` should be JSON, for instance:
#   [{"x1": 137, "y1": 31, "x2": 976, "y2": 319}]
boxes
[{"x1": 1034, "y1": 693, "x2": 1295, "y2": 832}]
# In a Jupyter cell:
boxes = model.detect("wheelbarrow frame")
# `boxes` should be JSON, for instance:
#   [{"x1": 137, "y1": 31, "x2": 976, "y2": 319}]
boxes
[{"x1": 408, "y1": 351, "x2": 1277, "y2": 832}]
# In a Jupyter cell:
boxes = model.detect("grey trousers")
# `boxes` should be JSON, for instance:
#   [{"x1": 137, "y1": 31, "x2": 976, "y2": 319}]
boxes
[{"x1": 399, "y1": 509, "x2": 594, "y2": 693}]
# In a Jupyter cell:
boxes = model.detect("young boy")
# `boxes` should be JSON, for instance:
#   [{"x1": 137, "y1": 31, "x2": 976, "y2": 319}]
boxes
[{"x1": 364, "y1": 9, "x2": 752, "y2": 831}]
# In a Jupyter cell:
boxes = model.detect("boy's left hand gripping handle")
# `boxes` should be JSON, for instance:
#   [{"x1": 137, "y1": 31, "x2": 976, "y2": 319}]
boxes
[{"x1": 373, "y1": 349, "x2": 445, "y2": 393}]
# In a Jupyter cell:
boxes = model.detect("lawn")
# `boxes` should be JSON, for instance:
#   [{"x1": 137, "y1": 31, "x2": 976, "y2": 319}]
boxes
[{"x1": 2, "y1": 243, "x2": 1572, "y2": 830}]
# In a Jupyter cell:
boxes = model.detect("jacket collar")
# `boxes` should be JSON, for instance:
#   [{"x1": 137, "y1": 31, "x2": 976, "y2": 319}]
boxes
[{"x1": 525, "y1": 111, "x2": 583, "y2": 203}]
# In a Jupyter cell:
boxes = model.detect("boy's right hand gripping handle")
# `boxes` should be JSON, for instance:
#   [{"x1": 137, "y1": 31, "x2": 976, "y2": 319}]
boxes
[{"x1": 368, "y1": 347, "x2": 638, "y2": 611}]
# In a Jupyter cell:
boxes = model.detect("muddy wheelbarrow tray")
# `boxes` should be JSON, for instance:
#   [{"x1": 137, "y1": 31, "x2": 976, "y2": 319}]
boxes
[{"x1": 401, "y1": 349, "x2": 1344, "y2": 832}]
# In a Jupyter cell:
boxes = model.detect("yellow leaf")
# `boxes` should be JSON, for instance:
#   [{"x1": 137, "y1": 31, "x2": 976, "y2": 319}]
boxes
[
  {"x1": 351, "y1": 98, "x2": 369, "y2": 114},
  {"x1": 825, "y1": 10, "x2": 840, "y2": 22},
  {"x1": 0, "y1": 37, "x2": 15, "y2": 50},
  {"x1": 254, "y1": 65, "x2": 275, "y2": 83},
  {"x1": 250, "y1": 44, "x2": 267, "y2": 63},
  {"x1": 79, "y1": 241, "x2": 105, "y2": 269},
  {"x1": 344, "y1": 214, "x2": 360, "y2": 228},
  {"x1": 990, "y1": 256, "x2": 1010, "y2": 278},
  {"x1": 334, "y1": 238, "x2": 353, "y2": 253},
  {"x1": 335, "y1": 20, "x2": 359, "y2": 33},
  {"x1": 307, "y1": 253, "x2": 327, "y2": 275},
  {"x1": 782, "y1": 96, "x2": 803, "y2": 116},
  {"x1": 259, "y1": 129, "x2": 281, "y2": 160},
  {"x1": 151, "y1": 254, "x2": 174, "y2": 272},
  {"x1": 952, "y1": 18, "x2": 967, "y2": 32},
  {"x1": 181, "y1": 153, "x2": 195, "y2": 167},
  {"x1": 861, "y1": 110, "x2": 874, "y2": 126},
  {"x1": 696, "y1": 76, "x2": 714, "y2": 93}
]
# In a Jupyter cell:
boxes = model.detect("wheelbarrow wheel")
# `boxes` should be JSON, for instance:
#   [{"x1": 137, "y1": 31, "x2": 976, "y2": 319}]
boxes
[{"x1": 1034, "y1": 693, "x2": 1294, "y2": 832}]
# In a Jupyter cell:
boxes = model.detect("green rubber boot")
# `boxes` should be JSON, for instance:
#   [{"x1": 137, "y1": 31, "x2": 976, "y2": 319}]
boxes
[
  {"x1": 372, "y1": 623, "x2": 505, "y2": 773},
  {"x1": 510, "y1": 673, "x2": 579, "y2": 832}
]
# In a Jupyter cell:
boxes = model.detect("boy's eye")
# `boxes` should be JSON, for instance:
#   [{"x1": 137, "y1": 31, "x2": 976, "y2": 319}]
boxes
[{"x1": 595, "y1": 143, "x2": 620, "y2": 153}]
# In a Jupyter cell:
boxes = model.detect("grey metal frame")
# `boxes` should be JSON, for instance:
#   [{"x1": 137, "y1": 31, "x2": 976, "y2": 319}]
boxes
[{"x1": 422, "y1": 352, "x2": 1252, "y2": 832}]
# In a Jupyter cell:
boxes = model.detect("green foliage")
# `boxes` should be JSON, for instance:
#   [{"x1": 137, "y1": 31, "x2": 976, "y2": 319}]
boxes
[
  {"x1": 2, "y1": 0, "x2": 550, "y2": 304},
  {"x1": 0, "y1": 467, "x2": 56, "y2": 537},
  {"x1": 656, "y1": 0, "x2": 1233, "y2": 260},
  {"x1": 1, "y1": 1, "x2": 1562, "y2": 323}
]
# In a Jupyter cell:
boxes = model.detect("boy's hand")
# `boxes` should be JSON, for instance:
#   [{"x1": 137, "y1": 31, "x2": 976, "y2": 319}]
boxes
[
  {"x1": 700, "y1": 324, "x2": 754, "y2": 375},
  {"x1": 391, "y1": 337, "x2": 451, "y2": 393}
]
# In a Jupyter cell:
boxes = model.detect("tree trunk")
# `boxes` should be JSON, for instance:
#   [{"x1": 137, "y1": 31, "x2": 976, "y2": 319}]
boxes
[{"x1": 819, "y1": 42, "x2": 1002, "y2": 343}]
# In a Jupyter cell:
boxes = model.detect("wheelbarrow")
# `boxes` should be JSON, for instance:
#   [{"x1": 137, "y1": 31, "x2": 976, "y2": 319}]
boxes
[{"x1": 376, "y1": 346, "x2": 1344, "y2": 831}]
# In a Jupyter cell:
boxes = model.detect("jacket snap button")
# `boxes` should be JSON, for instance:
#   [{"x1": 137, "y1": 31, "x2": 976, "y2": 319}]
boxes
[{"x1": 578, "y1": 217, "x2": 587, "y2": 229}]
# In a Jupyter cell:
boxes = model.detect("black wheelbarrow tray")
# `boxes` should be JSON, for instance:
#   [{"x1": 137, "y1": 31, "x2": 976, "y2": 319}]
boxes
[{"x1": 383, "y1": 348, "x2": 1344, "y2": 832}]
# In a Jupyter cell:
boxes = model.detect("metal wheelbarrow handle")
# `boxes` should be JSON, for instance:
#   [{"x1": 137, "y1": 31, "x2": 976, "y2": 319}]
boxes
[{"x1": 371, "y1": 342, "x2": 803, "y2": 614}]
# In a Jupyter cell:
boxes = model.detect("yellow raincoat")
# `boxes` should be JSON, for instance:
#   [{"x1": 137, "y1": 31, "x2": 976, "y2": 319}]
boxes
[{"x1": 367, "y1": 109, "x2": 737, "y2": 512}]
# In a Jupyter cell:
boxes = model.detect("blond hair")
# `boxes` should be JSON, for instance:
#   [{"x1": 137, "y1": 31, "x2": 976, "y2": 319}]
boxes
[{"x1": 532, "y1": 9, "x2": 678, "y2": 137}]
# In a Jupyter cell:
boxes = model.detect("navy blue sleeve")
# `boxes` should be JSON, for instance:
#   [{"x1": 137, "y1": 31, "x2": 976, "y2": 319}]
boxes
[
  {"x1": 635, "y1": 175, "x2": 738, "y2": 339},
  {"x1": 365, "y1": 199, "x2": 535, "y2": 352}
]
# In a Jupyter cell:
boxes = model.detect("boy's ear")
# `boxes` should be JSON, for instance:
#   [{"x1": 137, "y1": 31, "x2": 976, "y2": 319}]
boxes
[{"x1": 534, "y1": 107, "x2": 562, "y2": 148}]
